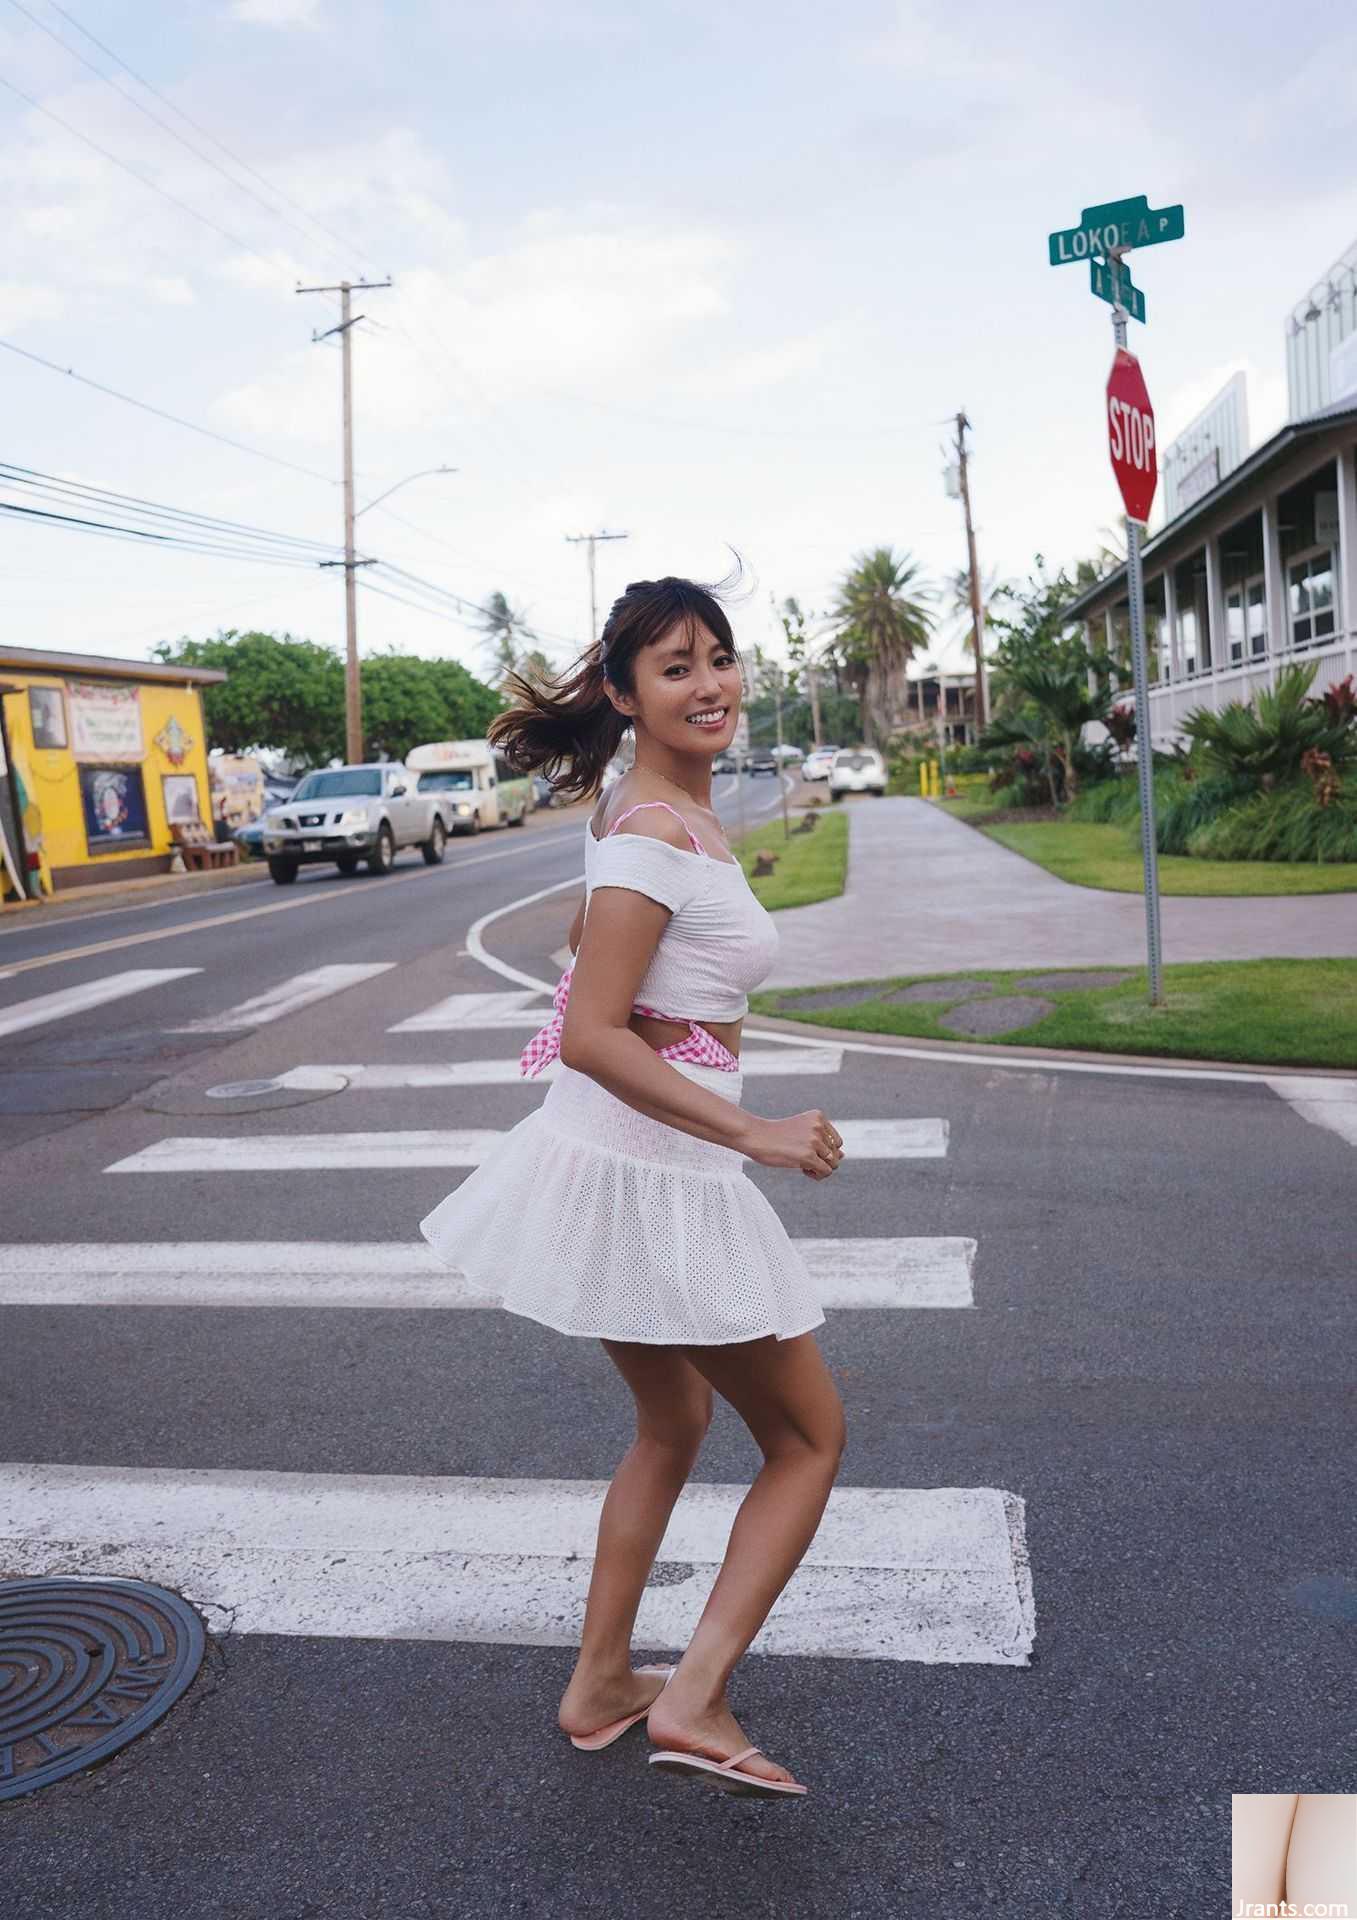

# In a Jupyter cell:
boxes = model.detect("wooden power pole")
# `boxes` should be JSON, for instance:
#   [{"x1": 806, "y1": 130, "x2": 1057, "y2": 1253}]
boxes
[
  {"x1": 298, "y1": 276, "x2": 391, "y2": 764},
  {"x1": 565, "y1": 530, "x2": 629, "y2": 644},
  {"x1": 954, "y1": 410, "x2": 989, "y2": 734}
]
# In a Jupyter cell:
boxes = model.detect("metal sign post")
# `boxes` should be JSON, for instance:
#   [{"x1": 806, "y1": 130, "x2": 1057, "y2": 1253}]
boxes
[
  {"x1": 1047, "y1": 196, "x2": 1185, "y2": 1008},
  {"x1": 1105, "y1": 253, "x2": 1165, "y2": 1005}
]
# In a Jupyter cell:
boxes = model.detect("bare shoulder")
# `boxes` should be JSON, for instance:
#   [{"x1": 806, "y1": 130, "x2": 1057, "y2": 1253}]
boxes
[{"x1": 594, "y1": 782, "x2": 700, "y2": 854}]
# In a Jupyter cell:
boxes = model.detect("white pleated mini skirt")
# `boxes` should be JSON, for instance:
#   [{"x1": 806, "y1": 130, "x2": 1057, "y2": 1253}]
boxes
[{"x1": 418, "y1": 1058, "x2": 826, "y2": 1346}]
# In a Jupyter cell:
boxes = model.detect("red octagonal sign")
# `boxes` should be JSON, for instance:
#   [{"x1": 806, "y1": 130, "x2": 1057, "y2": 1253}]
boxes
[{"x1": 1106, "y1": 348, "x2": 1157, "y2": 524}]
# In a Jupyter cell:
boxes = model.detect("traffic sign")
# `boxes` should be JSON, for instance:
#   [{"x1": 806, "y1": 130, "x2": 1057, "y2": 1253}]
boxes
[
  {"x1": 1090, "y1": 257, "x2": 1146, "y2": 323},
  {"x1": 1048, "y1": 195, "x2": 1185, "y2": 266},
  {"x1": 1106, "y1": 348, "x2": 1156, "y2": 524}
]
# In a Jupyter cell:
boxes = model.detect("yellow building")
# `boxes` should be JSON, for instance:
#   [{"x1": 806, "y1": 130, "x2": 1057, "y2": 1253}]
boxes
[{"x1": 0, "y1": 646, "x2": 226, "y2": 900}]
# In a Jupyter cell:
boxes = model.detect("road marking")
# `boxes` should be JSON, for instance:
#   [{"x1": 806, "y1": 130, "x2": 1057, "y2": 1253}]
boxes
[
  {"x1": 1266, "y1": 1075, "x2": 1357, "y2": 1147},
  {"x1": 261, "y1": 1046, "x2": 845, "y2": 1090},
  {"x1": 0, "y1": 967, "x2": 200, "y2": 1038},
  {"x1": 167, "y1": 963, "x2": 396, "y2": 1031},
  {"x1": 388, "y1": 990, "x2": 548, "y2": 1032},
  {"x1": 104, "y1": 1117, "x2": 949, "y2": 1171},
  {"x1": 0, "y1": 1464, "x2": 1033, "y2": 1665},
  {"x1": 0, "y1": 1237, "x2": 975, "y2": 1308}
]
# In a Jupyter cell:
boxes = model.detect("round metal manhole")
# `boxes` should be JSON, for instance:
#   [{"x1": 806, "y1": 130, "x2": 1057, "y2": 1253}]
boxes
[
  {"x1": 0, "y1": 1577, "x2": 205, "y2": 1801},
  {"x1": 206, "y1": 1075, "x2": 284, "y2": 1098}
]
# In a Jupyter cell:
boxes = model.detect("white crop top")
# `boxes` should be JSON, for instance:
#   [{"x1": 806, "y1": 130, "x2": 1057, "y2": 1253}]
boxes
[{"x1": 583, "y1": 802, "x2": 780, "y2": 1020}]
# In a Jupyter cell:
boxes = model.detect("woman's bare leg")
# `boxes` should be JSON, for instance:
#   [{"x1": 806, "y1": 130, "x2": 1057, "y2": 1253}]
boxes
[
  {"x1": 646, "y1": 1330, "x2": 846, "y2": 1786},
  {"x1": 557, "y1": 1340, "x2": 713, "y2": 1737}
]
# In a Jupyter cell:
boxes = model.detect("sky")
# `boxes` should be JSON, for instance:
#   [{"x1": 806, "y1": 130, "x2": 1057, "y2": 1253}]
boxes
[{"x1": 4, "y1": 0, "x2": 1357, "y2": 688}]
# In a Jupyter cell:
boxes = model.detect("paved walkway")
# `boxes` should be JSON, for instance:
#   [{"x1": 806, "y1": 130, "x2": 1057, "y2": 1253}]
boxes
[{"x1": 762, "y1": 797, "x2": 1357, "y2": 987}]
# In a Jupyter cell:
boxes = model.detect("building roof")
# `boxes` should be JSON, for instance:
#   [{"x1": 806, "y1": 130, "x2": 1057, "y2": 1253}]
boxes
[
  {"x1": 0, "y1": 644, "x2": 226, "y2": 686},
  {"x1": 1063, "y1": 397, "x2": 1357, "y2": 622}
]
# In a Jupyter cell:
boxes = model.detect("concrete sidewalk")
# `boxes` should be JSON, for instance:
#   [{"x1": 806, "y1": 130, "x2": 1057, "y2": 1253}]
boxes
[{"x1": 762, "y1": 796, "x2": 1357, "y2": 987}]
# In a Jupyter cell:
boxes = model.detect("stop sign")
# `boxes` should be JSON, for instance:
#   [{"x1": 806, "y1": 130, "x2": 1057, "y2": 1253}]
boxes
[{"x1": 1106, "y1": 347, "x2": 1156, "y2": 523}]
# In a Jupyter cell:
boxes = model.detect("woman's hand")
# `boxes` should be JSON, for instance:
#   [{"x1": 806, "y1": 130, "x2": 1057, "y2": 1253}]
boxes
[{"x1": 738, "y1": 1110, "x2": 845, "y2": 1179}]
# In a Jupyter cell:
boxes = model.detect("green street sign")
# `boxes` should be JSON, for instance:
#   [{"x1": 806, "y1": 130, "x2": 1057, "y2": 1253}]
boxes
[
  {"x1": 1090, "y1": 257, "x2": 1146, "y2": 323},
  {"x1": 1048, "y1": 195, "x2": 1185, "y2": 266}
]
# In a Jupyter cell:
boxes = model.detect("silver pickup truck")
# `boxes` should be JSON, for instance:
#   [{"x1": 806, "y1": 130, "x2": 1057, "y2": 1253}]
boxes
[{"x1": 260, "y1": 762, "x2": 450, "y2": 884}]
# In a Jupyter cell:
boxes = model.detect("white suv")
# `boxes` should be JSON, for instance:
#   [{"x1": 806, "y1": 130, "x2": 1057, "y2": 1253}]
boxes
[{"x1": 828, "y1": 747, "x2": 887, "y2": 800}]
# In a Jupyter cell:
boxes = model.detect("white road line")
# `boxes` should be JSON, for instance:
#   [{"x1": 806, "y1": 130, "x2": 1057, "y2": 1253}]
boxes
[
  {"x1": 104, "y1": 1117, "x2": 949, "y2": 1172},
  {"x1": 0, "y1": 1464, "x2": 1033, "y2": 1665},
  {"x1": 0, "y1": 967, "x2": 201, "y2": 1038},
  {"x1": 0, "y1": 1237, "x2": 975, "y2": 1309},
  {"x1": 268, "y1": 1046, "x2": 845, "y2": 1090},
  {"x1": 167, "y1": 963, "x2": 396, "y2": 1032},
  {"x1": 388, "y1": 990, "x2": 548, "y2": 1032},
  {"x1": 1265, "y1": 1075, "x2": 1357, "y2": 1147}
]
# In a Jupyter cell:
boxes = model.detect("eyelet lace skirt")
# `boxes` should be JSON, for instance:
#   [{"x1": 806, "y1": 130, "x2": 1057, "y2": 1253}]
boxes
[{"x1": 418, "y1": 1059, "x2": 825, "y2": 1345}]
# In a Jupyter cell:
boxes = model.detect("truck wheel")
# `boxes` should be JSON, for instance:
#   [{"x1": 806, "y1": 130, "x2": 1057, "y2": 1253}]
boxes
[
  {"x1": 422, "y1": 818, "x2": 447, "y2": 865},
  {"x1": 367, "y1": 824, "x2": 395, "y2": 874},
  {"x1": 335, "y1": 854, "x2": 360, "y2": 874},
  {"x1": 268, "y1": 857, "x2": 299, "y2": 885}
]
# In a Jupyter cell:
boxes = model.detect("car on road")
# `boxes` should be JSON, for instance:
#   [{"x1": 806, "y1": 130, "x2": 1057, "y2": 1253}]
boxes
[
  {"x1": 712, "y1": 751, "x2": 739, "y2": 774},
  {"x1": 827, "y1": 746, "x2": 888, "y2": 800},
  {"x1": 748, "y1": 748, "x2": 780, "y2": 776},
  {"x1": 260, "y1": 762, "x2": 450, "y2": 883},
  {"x1": 406, "y1": 739, "x2": 533, "y2": 835},
  {"x1": 800, "y1": 744, "x2": 839, "y2": 782}
]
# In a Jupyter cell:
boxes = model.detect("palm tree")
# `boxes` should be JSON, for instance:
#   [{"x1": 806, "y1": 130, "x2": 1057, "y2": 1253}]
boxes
[
  {"x1": 979, "y1": 656, "x2": 1116, "y2": 804},
  {"x1": 478, "y1": 590, "x2": 534, "y2": 688},
  {"x1": 823, "y1": 548, "x2": 934, "y2": 750}
]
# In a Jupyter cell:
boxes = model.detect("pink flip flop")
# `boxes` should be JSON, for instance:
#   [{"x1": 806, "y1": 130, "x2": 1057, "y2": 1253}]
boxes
[
  {"x1": 567, "y1": 1665, "x2": 677, "y2": 1751},
  {"x1": 648, "y1": 1743, "x2": 809, "y2": 1798}
]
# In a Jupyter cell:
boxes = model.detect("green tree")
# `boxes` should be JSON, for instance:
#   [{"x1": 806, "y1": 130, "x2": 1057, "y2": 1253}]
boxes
[
  {"x1": 823, "y1": 547, "x2": 934, "y2": 750},
  {"x1": 362, "y1": 650, "x2": 503, "y2": 761},
  {"x1": 153, "y1": 629, "x2": 346, "y2": 763}
]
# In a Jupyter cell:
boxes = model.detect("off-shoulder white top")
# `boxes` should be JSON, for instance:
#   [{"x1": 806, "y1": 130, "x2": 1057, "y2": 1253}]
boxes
[{"x1": 584, "y1": 802, "x2": 779, "y2": 1020}]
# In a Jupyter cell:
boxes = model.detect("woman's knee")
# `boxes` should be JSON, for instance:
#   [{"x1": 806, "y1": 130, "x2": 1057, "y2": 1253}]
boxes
[{"x1": 637, "y1": 1386, "x2": 713, "y2": 1462}]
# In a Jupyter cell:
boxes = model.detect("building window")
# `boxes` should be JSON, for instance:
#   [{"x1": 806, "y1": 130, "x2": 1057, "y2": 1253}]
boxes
[
  {"x1": 1226, "y1": 586, "x2": 1245, "y2": 665},
  {"x1": 1287, "y1": 549, "x2": 1336, "y2": 649},
  {"x1": 1177, "y1": 601, "x2": 1198, "y2": 677},
  {"x1": 1247, "y1": 578, "x2": 1267, "y2": 658}
]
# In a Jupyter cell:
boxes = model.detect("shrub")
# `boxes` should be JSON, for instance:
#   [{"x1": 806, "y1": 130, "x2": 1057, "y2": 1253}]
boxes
[{"x1": 1186, "y1": 782, "x2": 1357, "y2": 862}]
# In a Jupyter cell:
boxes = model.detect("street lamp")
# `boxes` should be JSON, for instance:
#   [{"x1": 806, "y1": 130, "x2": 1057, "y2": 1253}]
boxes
[{"x1": 355, "y1": 465, "x2": 458, "y2": 519}]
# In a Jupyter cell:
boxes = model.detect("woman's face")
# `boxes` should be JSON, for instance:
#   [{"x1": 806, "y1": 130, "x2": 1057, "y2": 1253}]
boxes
[{"x1": 624, "y1": 619, "x2": 742, "y2": 752}]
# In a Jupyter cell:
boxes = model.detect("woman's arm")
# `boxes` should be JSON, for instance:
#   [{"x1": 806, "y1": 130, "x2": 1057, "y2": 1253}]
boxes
[{"x1": 567, "y1": 894, "x2": 586, "y2": 957}]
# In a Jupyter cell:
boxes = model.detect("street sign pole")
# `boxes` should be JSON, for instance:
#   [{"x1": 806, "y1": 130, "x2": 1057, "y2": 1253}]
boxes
[{"x1": 1106, "y1": 247, "x2": 1164, "y2": 1006}]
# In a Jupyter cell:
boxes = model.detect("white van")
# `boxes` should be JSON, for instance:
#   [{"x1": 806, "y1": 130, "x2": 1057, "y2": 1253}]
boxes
[{"x1": 404, "y1": 738, "x2": 533, "y2": 835}]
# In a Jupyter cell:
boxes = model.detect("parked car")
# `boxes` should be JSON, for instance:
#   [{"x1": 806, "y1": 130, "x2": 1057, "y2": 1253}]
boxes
[
  {"x1": 712, "y1": 751, "x2": 739, "y2": 775},
  {"x1": 232, "y1": 819, "x2": 266, "y2": 860},
  {"x1": 748, "y1": 748, "x2": 779, "y2": 777},
  {"x1": 259, "y1": 762, "x2": 450, "y2": 883},
  {"x1": 800, "y1": 745, "x2": 838, "y2": 782},
  {"x1": 827, "y1": 747, "x2": 888, "y2": 800},
  {"x1": 531, "y1": 773, "x2": 558, "y2": 808}
]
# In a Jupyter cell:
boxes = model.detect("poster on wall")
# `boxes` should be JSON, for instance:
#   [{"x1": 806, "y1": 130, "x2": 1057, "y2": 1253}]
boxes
[
  {"x1": 29, "y1": 685, "x2": 68, "y2": 750},
  {"x1": 69, "y1": 680, "x2": 143, "y2": 758},
  {"x1": 161, "y1": 773, "x2": 202, "y2": 825},
  {"x1": 80, "y1": 764, "x2": 151, "y2": 851}
]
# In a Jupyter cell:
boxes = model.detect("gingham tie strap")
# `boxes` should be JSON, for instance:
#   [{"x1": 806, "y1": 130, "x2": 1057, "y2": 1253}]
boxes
[{"x1": 518, "y1": 963, "x2": 739, "y2": 1078}]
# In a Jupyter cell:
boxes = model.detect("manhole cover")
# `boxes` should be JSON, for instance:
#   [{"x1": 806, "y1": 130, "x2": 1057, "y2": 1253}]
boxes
[
  {"x1": 0, "y1": 1577, "x2": 205, "y2": 1801},
  {"x1": 207, "y1": 1077, "x2": 283, "y2": 1098}
]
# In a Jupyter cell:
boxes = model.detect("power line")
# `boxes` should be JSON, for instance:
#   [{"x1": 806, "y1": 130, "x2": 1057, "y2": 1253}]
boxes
[
  {"x1": 0, "y1": 463, "x2": 340, "y2": 557},
  {"x1": 0, "y1": 498, "x2": 323, "y2": 567},
  {"x1": 0, "y1": 340, "x2": 340, "y2": 486}
]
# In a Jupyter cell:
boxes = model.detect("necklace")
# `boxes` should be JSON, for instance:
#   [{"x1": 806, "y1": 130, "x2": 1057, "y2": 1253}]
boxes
[{"x1": 628, "y1": 763, "x2": 731, "y2": 853}]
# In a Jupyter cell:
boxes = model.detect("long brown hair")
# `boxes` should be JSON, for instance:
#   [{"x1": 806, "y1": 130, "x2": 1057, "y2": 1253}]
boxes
[{"x1": 488, "y1": 557, "x2": 749, "y2": 802}]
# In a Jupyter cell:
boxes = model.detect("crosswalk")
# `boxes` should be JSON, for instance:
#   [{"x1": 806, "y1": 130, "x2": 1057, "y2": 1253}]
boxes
[{"x1": 11, "y1": 946, "x2": 1338, "y2": 1676}]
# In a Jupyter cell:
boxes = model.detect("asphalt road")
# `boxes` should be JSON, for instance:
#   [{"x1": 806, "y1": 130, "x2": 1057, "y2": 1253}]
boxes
[{"x1": 0, "y1": 774, "x2": 1350, "y2": 1918}]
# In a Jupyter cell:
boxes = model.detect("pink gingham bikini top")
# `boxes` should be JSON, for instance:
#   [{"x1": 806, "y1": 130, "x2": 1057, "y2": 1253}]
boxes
[{"x1": 518, "y1": 800, "x2": 780, "y2": 1079}]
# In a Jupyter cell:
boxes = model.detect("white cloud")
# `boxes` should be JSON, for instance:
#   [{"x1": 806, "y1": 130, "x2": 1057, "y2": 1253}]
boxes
[{"x1": 228, "y1": 0, "x2": 321, "y2": 26}]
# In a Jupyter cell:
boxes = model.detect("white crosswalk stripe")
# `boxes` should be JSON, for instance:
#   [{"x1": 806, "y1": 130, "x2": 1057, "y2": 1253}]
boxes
[
  {"x1": 167, "y1": 963, "x2": 397, "y2": 1032},
  {"x1": 104, "y1": 1117, "x2": 949, "y2": 1172},
  {"x1": 0, "y1": 1464, "x2": 1034, "y2": 1665},
  {"x1": 0, "y1": 1237, "x2": 976, "y2": 1309},
  {"x1": 388, "y1": 990, "x2": 547, "y2": 1032},
  {"x1": 251, "y1": 1046, "x2": 844, "y2": 1090},
  {"x1": 1266, "y1": 1075, "x2": 1357, "y2": 1147},
  {"x1": 0, "y1": 968, "x2": 201, "y2": 1038}
]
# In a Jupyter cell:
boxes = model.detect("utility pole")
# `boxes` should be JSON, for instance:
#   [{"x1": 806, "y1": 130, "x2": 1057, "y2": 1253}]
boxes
[
  {"x1": 297, "y1": 276, "x2": 392, "y2": 765},
  {"x1": 953, "y1": 410, "x2": 989, "y2": 736},
  {"x1": 565, "y1": 530, "x2": 629, "y2": 644}
]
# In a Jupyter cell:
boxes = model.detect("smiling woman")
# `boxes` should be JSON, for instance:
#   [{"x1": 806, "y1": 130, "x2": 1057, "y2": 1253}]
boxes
[{"x1": 416, "y1": 567, "x2": 848, "y2": 1798}]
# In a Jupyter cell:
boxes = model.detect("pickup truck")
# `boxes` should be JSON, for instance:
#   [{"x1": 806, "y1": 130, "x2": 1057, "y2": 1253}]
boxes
[{"x1": 259, "y1": 761, "x2": 452, "y2": 883}]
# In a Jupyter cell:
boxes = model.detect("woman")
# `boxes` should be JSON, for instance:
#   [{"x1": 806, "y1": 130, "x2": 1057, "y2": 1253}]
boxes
[{"x1": 419, "y1": 569, "x2": 846, "y2": 1799}]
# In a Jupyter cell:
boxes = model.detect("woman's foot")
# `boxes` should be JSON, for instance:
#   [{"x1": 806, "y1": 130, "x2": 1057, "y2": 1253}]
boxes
[
  {"x1": 557, "y1": 1664, "x2": 672, "y2": 1739},
  {"x1": 646, "y1": 1688, "x2": 800, "y2": 1787}
]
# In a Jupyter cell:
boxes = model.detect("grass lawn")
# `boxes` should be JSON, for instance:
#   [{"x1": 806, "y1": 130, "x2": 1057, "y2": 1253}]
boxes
[
  {"x1": 931, "y1": 797, "x2": 1357, "y2": 896},
  {"x1": 727, "y1": 806, "x2": 848, "y2": 910},
  {"x1": 749, "y1": 957, "x2": 1357, "y2": 1070}
]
